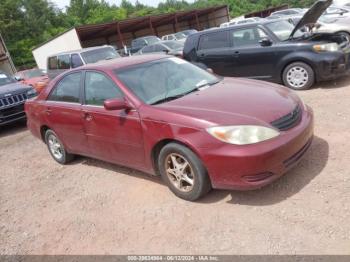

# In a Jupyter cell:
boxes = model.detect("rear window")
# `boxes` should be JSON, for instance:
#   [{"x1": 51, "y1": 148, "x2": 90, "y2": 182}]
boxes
[
  {"x1": 80, "y1": 47, "x2": 120, "y2": 64},
  {"x1": 58, "y1": 55, "x2": 70, "y2": 69},
  {"x1": 48, "y1": 56, "x2": 58, "y2": 70},
  {"x1": 198, "y1": 31, "x2": 230, "y2": 50}
]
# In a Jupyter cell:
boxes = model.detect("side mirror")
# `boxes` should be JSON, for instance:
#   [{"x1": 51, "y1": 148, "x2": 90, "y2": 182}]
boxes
[
  {"x1": 163, "y1": 49, "x2": 169, "y2": 54},
  {"x1": 104, "y1": 98, "x2": 132, "y2": 111},
  {"x1": 259, "y1": 38, "x2": 272, "y2": 47},
  {"x1": 14, "y1": 76, "x2": 23, "y2": 81}
]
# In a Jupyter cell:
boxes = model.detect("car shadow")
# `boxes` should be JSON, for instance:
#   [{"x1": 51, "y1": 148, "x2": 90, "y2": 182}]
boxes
[
  {"x1": 0, "y1": 120, "x2": 27, "y2": 139},
  {"x1": 198, "y1": 136, "x2": 329, "y2": 206},
  {"x1": 314, "y1": 75, "x2": 350, "y2": 89}
]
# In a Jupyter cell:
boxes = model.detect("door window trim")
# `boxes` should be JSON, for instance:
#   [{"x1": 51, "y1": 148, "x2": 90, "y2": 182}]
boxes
[
  {"x1": 47, "y1": 71, "x2": 84, "y2": 104},
  {"x1": 82, "y1": 70, "x2": 125, "y2": 108}
]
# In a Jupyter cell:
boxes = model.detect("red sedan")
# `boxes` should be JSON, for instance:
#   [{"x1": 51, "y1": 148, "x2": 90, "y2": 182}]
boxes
[
  {"x1": 25, "y1": 55, "x2": 314, "y2": 201},
  {"x1": 15, "y1": 68, "x2": 49, "y2": 93}
]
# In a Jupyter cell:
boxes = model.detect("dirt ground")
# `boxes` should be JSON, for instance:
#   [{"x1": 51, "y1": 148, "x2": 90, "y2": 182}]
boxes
[{"x1": 0, "y1": 77, "x2": 350, "y2": 255}]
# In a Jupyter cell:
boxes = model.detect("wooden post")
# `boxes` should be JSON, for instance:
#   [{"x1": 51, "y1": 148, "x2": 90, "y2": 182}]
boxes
[
  {"x1": 116, "y1": 22, "x2": 124, "y2": 49},
  {"x1": 174, "y1": 14, "x2": 179, "y2": 32},
  {"x1": 149, "y1": 17, "x2": 156, "y2": 36},
  {"x1": 195, "y1": 11, "x2": 200, "y2": 31}
]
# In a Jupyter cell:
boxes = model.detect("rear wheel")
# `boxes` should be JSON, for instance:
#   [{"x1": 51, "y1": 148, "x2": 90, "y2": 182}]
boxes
[
  {"x1": 45, "y1": 129, "x2": 74, "y2": 164},
  {"x1": 283, "y1": 62, "x2": 315, "y2": 90},
  {"x1": 158, "y1": 143, "x2": 211, "y2": 201}
]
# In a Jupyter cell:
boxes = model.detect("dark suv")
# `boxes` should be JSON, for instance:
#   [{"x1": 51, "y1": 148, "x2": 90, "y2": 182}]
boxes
[
  {"x1": 184, "y1": 0, "x2": 350, "y2": 90},
  {"x1": 0, "y1": 71, "x2": 37, "y2": 126}
]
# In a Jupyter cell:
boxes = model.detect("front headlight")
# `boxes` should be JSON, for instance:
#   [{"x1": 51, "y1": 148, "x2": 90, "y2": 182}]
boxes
[
  {"x1": 206, "y1": 125, "x2": 280, "y2": 145},
  {"x1": 313, "y1": 43, "x2": 340, "y2": 52},
  {"x1": 26, "y1": 88, "x2": 38, "y2": 97}
]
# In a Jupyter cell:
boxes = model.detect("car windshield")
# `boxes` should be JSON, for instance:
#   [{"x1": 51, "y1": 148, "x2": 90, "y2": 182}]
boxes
[
  {"x1": 266, "y1": 20, "x2": 304, "y2": 41},
  {"x1": 182, "y1": 30, "x2": 197, "y2": 36},
  {"x1": 115, "y1": 57, "x2": 220, "y2": 105},
  {"x1": 145, "y1": 37, "x2": 161, "y2": 45},
  {"x1": 23, "y1": 69, "x2": 46, "y2": 78},
  {"x1": 318, "y1": 16, "x2": 339, "y2": 23},
  {"x1": 175, "y1": 32, "x2": 186, "y2": 40},
  {"x1": 163, "y1": 41, "x2": 184, "y2": 50},
  {"x1": 81, "y1": 47, "x2": 120, "y2": 64},
  {"x1": 0, "y1": 72, "x2": 16, "y2": 86}
]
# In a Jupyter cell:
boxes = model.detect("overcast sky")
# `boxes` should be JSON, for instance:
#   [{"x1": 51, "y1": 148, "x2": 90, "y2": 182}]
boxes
[{"x1": 50, "y1": 0, "x2": 165, "y2": 9}]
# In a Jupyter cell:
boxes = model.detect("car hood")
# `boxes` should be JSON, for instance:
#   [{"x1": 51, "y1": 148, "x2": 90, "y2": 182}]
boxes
[
  {"x1": 25, "y1": 76, "x2": 49, "y2": 84},
  {"x1": 290, "y1": 0, "x2": 333, "y2": 38},
  {"x1": 157, "y1": 78, "x2": 301, "y2": 127},
  {"x1": 0, "y1": 82, "x2": 32, "y2": 98}
]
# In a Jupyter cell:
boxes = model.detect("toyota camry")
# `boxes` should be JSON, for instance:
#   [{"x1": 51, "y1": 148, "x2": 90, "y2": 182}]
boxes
[{"x1": 25, "y1": 55, "x2": 314, "y2": 201}]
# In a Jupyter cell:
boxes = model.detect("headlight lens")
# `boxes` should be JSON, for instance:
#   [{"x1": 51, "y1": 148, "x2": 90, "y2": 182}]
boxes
[
  {"x1": 313, "y1": 43, "x2": 340, "y2": 52},
  {"x1": 206, "y1": 125, "x2": 280, "y2": 145},
  {"x1": 26, "y1": 88, "x2": 38, "y2": 97}
]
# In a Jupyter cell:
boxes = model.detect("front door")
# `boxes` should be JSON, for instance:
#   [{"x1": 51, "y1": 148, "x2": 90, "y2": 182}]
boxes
[
  {"x1": 81, "y1": 71, "x2": 144, "y2": 167},
  {"x1": 229, "y1": 26, "x2": 277, "y2": 80}
]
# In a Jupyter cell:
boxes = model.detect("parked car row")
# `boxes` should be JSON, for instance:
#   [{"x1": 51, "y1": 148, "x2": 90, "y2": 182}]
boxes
[{"x1": 2, "y1": 0, "x2": 349, "y2": 201}]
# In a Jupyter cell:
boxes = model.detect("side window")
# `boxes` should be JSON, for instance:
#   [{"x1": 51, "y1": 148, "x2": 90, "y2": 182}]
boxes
[
  {"x1": 48, "y1": 72, "x2": 81, "y2": 103},
  {"x1": 231, "y1": 27, "x2": 267, "y2": 47},
  {"x1": 84, "y1": 72, "x2": 123, "y2": 106},
  {"x1": 71, "y1": 54, "x2": 84, "y2": 68},
  {"x1": 57, "y1": 55, "x2": 70, "y2": 69},
  {"x1": 142, "y1": 45, "x2": 154, "y2": 53},
  {"x1": 153, "y1": 44, "x2": 166, "y2": 52},
  {"x1": 48, "y1": 56, "x2": 58, "y2": 70},
  {"x1": 198, "y1": 31, "x2": 230, "y2": 50}
]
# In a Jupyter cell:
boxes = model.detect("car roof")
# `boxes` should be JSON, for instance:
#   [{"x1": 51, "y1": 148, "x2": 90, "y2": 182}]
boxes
[
  {"x1": 49, "y1": 45, "x2": 113, "y2": 57},
  {"x1": 80, "y1": 54, "x2": 169, "y2": 71},
  {"x1": 191, "y1": 18, "x2": 291, "y2": 36}
]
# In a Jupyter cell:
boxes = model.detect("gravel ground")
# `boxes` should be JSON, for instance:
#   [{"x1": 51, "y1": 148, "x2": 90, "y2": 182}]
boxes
[{"x1": 0, "y1": 77, "x2": 350, "y2": 255}]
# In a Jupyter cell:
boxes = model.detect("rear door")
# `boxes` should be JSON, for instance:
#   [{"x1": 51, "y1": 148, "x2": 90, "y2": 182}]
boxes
[
  {"x1": 81, "y1": 71, "x2": 144, "y2": 167},
  {"x1": 196, "y1": 30, "x2": 234, "y2": 76},
  {"x1": 45, "y1": 71, "x2": 87, "y2": 154}
]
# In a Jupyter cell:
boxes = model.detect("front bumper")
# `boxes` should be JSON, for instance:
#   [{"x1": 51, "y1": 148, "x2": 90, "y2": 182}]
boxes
[
  {"x1": 316, "y1": 51, "x2": 350, "y2": 81},
  {"x1": 200, "y1": 107, "x2": 314, "y2": 190},
  {"x1": 0, "y1": 103, "x2": 26, "y2": 126}
]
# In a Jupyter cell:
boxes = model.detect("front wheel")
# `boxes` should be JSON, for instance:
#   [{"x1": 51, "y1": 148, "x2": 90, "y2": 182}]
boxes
[
  {"x1": 158, "y1": 143, "x2": 211, "y2": 201},
  {"x1": 282, "y1": 62, "x2": 315, "y2": 90},
  {"x1": 45, "y1": 129, "x2": 74, "y2": 164}
]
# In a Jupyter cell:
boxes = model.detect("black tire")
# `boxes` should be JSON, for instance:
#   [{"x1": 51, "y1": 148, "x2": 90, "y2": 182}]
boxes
[
  {"x1": 282, "y1": 62, "x2": 315, "y2": 90},
  {"x1": 44, "y1": 129, "x2": 74, "y2": 164},
  {"x1": 158, "y1": 143, "x2": 211, "y2": 201}
]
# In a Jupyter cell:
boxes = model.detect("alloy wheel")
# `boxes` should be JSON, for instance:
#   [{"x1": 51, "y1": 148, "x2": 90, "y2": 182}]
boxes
[
  {"x1": 48, "y1": 134, "x2": 63, "y2": 160},
  {"x1": 165, "y1": 153, "x2": 194, "y2": 192}
]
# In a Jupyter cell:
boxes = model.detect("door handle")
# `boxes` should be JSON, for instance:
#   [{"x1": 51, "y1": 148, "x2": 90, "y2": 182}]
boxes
[
  {"x1": 83, "y1": 112, "x2": 93, "y2": 121},
  {"x1": 232, "y1": 51, "x2": 240, "y2": 57}
]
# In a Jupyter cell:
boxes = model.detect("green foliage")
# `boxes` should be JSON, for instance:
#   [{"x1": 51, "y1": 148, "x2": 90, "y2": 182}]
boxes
[{"x1": 0, "y1": 0, "x2": 316, "y2": 69}]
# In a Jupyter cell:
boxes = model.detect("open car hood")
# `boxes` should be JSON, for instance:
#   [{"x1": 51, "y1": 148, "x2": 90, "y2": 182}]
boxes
[{"x1": 290, "y1": 0, "x2": 333, "y2": 38}]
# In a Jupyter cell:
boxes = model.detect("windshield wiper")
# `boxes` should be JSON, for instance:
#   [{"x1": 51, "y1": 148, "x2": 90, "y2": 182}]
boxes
[
  {"x1": 151, "y1": 87, "x2": 202, "y2": 105},
  {"x1": 150, "y1": 94, "x2": 186, "y2": 105},
  {"x1": 151, "y1": 79, "x2": 221, "y2": 105}
]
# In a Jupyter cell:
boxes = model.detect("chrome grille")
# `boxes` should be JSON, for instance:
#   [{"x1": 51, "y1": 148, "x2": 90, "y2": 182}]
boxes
[
  {"x1": 0, "y1": 93, "x2": 27, "y2": 108},
  {"x1": 271, "y1": 105, "x2": 301, "y2": 131}
]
